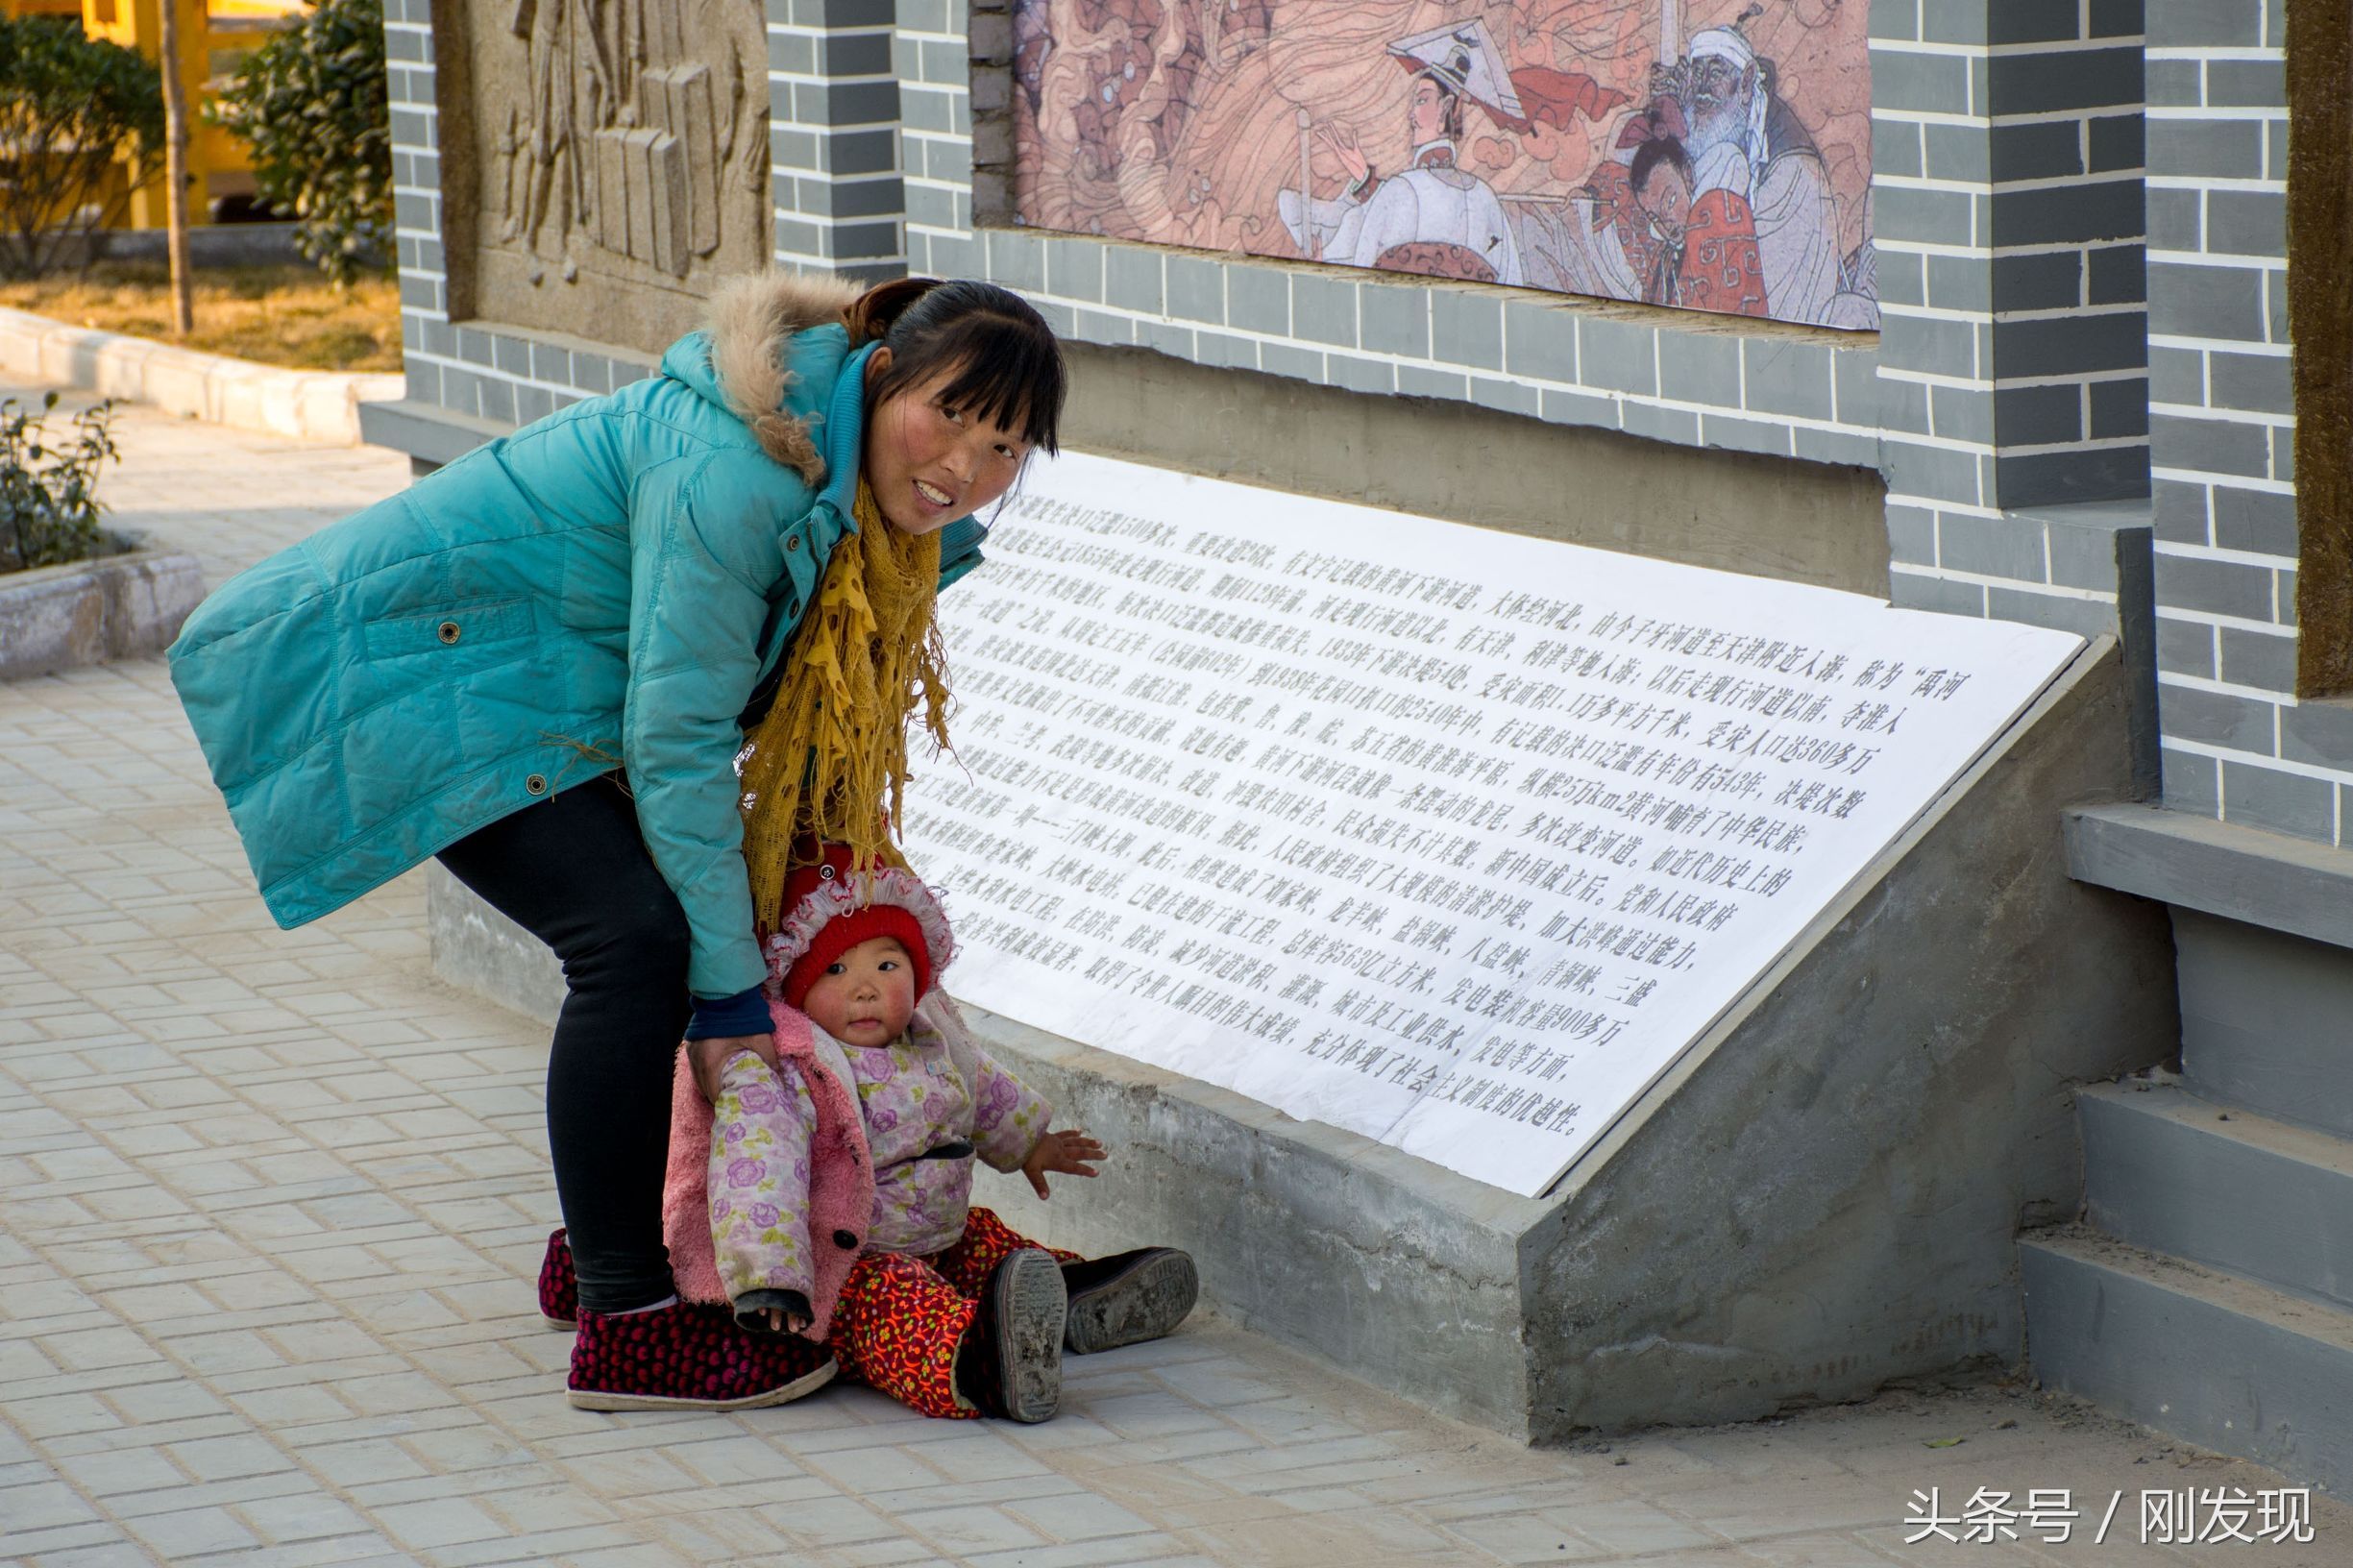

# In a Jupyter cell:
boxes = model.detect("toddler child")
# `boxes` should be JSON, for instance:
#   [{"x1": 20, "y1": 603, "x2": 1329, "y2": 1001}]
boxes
[{"x1": 660, "y1": 844, "x2": 1197, "y2": 1422}]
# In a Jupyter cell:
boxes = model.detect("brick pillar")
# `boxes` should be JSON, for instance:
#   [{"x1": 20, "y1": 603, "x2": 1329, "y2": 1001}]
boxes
[
  {"x1": 1869, "y1": 0, "x2": 2155, "y2": 783},
  {"x1": 2144, "y1": 1, "x2": 2310, "y2": 836},
  {"x1": 387, "y1": 0, "x2": 448, "y2": 406},
  {"x1": 897, "y1": 0, "x2": 989, "y2": 279},
  {"x1": 767, "y1": 0, "x2": 908, "y2": 281}
]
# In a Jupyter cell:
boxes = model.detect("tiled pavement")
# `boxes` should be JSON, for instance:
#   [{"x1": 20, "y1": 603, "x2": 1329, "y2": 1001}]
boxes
[{"x1": 4, "y1": 395, "x2": 2348, "y2": 1567}]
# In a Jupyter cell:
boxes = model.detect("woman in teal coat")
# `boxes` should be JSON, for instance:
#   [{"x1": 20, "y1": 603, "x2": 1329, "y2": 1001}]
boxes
[{"x1": 169, "y1": 273, "x2": 1066, "y2": 1408}]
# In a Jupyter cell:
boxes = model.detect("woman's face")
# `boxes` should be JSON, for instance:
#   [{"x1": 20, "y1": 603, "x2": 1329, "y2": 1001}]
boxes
[{"x1": 862, "y1": 349, "x2": 1033, "y2": 535}]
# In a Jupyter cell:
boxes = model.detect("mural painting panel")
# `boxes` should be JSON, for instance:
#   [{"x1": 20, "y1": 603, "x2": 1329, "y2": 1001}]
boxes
[
  {"x1": 1012, "y1": 1, "x2": 1877, "y2": 330},
  {"x1": 444, "y1": 0, "x2": 772, "y2": 353}
]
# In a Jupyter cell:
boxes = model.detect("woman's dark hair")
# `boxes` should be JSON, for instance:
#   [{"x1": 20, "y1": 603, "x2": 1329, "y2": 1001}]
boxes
[{"x1": 846, "y1": 278, "x2": 1066, "y2": 454}]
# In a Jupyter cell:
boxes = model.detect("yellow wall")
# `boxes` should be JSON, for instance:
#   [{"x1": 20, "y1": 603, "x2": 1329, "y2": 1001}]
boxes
[{"x1": 0, "y1": 0, "x2": 299, "y2": 227}]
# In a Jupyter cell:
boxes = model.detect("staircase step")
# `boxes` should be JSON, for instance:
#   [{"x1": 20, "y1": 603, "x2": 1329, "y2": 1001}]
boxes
[
  {"x1": 2021, "y1": 1226, "x2": 2353, "y2": 1493},
  {"x1": 2080, "y1": 1080, "x2": 2353, "y2": 1311},
  {"x1": 2174, "y1": 909, "x2": 2353, "y2": 1139}
]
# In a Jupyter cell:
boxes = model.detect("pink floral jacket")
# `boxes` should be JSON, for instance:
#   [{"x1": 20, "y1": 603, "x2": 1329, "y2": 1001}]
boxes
[{"x1": 661, "y1": 992, "x2": 1050, "y2": 1340}]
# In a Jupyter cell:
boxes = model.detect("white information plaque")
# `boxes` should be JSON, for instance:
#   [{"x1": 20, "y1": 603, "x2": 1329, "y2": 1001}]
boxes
[{"x1": 902, "y1": 453, "x2": 2085, "y2": 1197}]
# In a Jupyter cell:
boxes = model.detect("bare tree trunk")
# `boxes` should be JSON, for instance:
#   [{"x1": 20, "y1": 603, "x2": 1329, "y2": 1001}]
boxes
[{"x1": 156, "y1": 0, "x2": 195, "y2": 335}]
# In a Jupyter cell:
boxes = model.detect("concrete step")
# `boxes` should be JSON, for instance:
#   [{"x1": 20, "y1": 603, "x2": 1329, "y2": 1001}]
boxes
[
  {"x1": 2021, "y1": 1226, "x2": 2353, "y2": 1493},
  {"x1": 2173, "y1": 909, "x2": 2353, "y2": 1139},
  {"x1": 2080, "y1": 1080, "x2": 2353, "y2": 1311}
]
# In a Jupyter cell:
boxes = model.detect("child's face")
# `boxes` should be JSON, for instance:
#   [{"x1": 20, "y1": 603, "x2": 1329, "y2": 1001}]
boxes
[{"x1": 802, "y1": 936, "x2": 918, "y2": 1048}]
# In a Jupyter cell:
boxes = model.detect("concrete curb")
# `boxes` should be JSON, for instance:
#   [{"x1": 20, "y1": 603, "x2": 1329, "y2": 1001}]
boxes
[
  {"x1": 0, "y1": 306, "x2": 404, "y2": 447},
  {"x1": 0, "y1": 544, "x2": 205, "y2": 679}
]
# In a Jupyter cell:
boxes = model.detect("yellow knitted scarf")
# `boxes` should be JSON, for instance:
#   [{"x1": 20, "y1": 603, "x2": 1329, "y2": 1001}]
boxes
[{"x1": 739, "y1": 480, "x2": 951, "y2": 930}]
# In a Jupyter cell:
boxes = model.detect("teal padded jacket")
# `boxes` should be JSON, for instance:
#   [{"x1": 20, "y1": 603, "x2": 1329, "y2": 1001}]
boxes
[{"x1": 167, "y1": 275, "x2": 988, "y2": 1000}]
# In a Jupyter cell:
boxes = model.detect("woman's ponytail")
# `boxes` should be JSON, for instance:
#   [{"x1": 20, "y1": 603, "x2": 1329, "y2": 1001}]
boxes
[{"x1": 843, "y1": 277, "x2": 945, "y2": 348}]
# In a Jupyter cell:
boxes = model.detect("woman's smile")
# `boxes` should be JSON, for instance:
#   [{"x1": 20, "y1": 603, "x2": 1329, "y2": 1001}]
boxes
[{"x1": 863, "y1": 352, "x2": 1032, "y2": 535}]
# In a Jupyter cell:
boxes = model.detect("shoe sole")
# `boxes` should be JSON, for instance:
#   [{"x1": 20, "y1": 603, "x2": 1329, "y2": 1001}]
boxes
[
  {"x1": 542, "y1": 1313, "x2": 576, "y2": 1332},
  {"x1": 1066, "y1": 1251, "x2": 1198, "y2": 1355},
  {"x1": 567, "y1": 1356, "x2": 837, "y2": 1412},
  {"x1": 993, "y1": 1250, "x2": 1067, "y2": 1423}
]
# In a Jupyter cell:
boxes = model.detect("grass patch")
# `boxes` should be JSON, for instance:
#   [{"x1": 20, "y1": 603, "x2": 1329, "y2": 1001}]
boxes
[{"x1": 0, "y1": 261, "x2": 402, "y2": 373}]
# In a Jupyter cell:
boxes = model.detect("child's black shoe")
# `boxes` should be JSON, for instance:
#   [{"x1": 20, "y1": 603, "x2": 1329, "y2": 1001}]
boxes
[
  {"x1": 1060, "y1": 1248, "x2": 1197, "y2": 1354},
  {"x1": 956, "y1": 1247, "x2": 1066, "y2": 1421}
]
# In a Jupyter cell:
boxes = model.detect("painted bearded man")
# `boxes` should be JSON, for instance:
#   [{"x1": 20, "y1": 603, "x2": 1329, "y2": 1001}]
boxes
[
  {"x1": 1281, "y1": 27, "x2": 1525, "y2": 286},
  {"x1": 1679, "y1": 24, "x2": 1843, "y2": 325}
]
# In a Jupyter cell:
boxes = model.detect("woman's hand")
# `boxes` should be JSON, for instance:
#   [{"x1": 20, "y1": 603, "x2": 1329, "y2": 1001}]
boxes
[
  {"x1": 1022, "y1": 1127, "x2": 1107, "y2": 1199},
  {"x1": 687, "y1": 1032, "x2": 778, "y2": 1103},
  {"x1": 754, "y1": 1305, "x2": 811, "y2": 1335}
]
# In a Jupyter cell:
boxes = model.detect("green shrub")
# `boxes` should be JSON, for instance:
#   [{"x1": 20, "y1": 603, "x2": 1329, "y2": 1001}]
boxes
[
  {"x1": 0, "y1": 17, "x2": 164, "y2": 281},
  {"x1": 209, "y1": 0, "x2": 392, "y2": 288},
  {"x1": 0, "y1": 392, "x2": 123, "y2": 574}
]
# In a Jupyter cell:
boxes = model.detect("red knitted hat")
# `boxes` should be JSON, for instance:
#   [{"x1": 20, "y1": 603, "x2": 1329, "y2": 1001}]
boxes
[{"x1": 762, "y1": 841, "x2": 954, "y2": 1013}]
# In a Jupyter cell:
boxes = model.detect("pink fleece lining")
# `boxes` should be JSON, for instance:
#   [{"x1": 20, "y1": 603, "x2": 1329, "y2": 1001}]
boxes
[{"x1": 661, "y1": 996, "x2": 876, "y2": 1342}]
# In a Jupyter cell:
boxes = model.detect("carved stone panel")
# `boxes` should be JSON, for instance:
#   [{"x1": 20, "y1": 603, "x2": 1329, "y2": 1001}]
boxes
[{"x1": 437, "y1": 0, "x2": 772, "y2": 355}]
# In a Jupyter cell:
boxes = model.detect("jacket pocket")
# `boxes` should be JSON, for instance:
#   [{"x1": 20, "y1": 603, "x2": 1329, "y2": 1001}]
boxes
[{"x1": 361, "y1": 598, "x2": 534, "y2": 660}]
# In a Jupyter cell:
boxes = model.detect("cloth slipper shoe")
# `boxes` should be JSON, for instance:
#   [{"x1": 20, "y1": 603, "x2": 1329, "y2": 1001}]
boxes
[
  {"x1": 539, "y1": 1227, "x2": 577, "y2": 1329},
  {"x1": 1060, "y1": 1248, "x2": 1197, "y2": 1355},
  {"x1": 567, "y1": 1297, "x2": 836, "y2": 1411}
]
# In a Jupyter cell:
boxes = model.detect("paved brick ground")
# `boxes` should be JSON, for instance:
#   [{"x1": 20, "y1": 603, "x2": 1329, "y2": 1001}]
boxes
[{"x1": 4, "y1": 395, "x2": 2347, "y2": 1566}]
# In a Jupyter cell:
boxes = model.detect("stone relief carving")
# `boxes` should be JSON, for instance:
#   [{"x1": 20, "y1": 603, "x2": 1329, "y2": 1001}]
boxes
[{"x1": 452, "y1": 0, "x2": 772, "y2": 348}]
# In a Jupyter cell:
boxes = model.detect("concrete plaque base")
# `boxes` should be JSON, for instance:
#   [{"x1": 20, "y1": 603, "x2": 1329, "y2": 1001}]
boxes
[{"x1": 428, "y1": 639, "x2": 2172, "y2": 1439}]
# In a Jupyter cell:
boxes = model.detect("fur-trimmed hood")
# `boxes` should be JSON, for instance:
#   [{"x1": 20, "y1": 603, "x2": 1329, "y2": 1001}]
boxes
[{"x1": 691, "y1": 271, "x2": 866, "y2": 486}]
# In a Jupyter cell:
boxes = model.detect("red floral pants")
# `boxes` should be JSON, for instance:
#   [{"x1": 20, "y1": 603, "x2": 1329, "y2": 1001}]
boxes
[{"x1": 826, "y1": 1207, "x2": 1080, "y2": 1418}]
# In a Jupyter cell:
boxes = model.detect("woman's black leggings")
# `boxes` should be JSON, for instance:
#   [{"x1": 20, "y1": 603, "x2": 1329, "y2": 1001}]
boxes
[{"x1": 436, "y1": 773, "x2": 687, "y2": 1313}]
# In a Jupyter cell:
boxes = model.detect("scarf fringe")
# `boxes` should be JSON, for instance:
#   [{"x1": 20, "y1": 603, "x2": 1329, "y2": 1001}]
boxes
[{"x1": 739, "y1": 482, "x2": 950, "y2": 927}]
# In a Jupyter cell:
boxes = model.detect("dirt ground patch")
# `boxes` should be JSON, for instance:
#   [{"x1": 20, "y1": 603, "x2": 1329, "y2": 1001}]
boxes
[{"x1": 0, "y1": 260, "x2": 402, "y2": 373}]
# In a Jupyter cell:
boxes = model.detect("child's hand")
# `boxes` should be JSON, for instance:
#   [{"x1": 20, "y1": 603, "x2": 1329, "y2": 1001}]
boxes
[
  {"x1": 688, "y1": 1032, "x2": 776, "y2": 1103},
  {"x1": 756, "y1": 1306, "x2": 811, "y2": 1335},
  {"x1": 736, "y1": 1291, "x2": 814, "y2": 1336},
  {"x1": 1022, "y1": 1127, "x2": 1106, "y2": 1198}
]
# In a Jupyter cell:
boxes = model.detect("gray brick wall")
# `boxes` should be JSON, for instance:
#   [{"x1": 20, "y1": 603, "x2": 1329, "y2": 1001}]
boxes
[
  {"x1": 770, "y1": 0, "x2": 908, "y2": 278},
  {"x1": 902, "y1": 0, "x2": 982, "y2": 278},
  {"x1": 1875, "y1": 0, "x2": 2151, "y2": 640},
  {"x1": 2143, "y1": 0, "x2": 2316, "y2": 840},
  {"x1": 383, "y1": 0, "x2": 441, "y2": 323}
]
